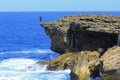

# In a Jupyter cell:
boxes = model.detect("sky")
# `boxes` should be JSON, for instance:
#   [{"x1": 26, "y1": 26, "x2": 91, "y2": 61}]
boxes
[{"x1": 0, "y1": 0, "x2": 120, "y2": 11}]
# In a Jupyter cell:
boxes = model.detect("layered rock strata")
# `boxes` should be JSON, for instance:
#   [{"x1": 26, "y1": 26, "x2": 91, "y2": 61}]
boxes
[{"x1": 40, "y1": 14, "x2": 120, "y2": 54}]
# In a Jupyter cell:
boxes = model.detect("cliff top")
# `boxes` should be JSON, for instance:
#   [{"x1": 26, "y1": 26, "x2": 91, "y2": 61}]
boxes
[{"x1": 41, "y1": 14, "x2": 120, "y2": 34}]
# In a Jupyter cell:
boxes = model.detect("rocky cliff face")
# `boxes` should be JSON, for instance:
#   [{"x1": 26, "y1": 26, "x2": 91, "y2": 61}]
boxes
[
  {"x1": 39, "y1": 14, "x2": 120, "y2": 80},
  {"x1": 40, "y1": 14, "x2": 120, "y2": 54}
]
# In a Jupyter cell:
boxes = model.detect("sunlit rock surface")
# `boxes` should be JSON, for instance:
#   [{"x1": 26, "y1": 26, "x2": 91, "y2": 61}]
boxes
[
  {"x1": 38, "y1": 51, "x2": 100, "y2": 80},
  {"x1": 100, "y1": 46, "x2": 120, "y2": 80}
]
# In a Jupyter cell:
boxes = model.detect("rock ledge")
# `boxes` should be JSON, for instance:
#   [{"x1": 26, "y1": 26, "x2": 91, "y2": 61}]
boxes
[{"x1": 41, "y1": 14, "x2": 120, "y2": 53}]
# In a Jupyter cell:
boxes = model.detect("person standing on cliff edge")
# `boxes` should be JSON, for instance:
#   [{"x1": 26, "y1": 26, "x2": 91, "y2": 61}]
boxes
[{"x1": 40, "y1": 16, "x2": 42, "y2": 22}]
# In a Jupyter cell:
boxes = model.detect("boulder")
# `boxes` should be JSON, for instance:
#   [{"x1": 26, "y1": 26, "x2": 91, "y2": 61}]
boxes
[
  {"x1": 100, "y1": 46, "x2": 120, "y2": 80},
  {"x1": 70, "y1": 52, "x2": 90, "y2": 80},
  {"x1": 40, "y1": 14, "x2": 120, "y2": 54}
]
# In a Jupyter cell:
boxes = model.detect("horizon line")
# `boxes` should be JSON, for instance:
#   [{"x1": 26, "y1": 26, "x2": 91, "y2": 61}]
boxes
[{"x1": 0, "y1": 11, "x2": 120, "y2": 12}]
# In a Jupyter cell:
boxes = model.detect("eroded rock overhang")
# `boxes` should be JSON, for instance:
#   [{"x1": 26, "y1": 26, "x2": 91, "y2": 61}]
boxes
[{"x1": 40, "y1": 14, "x2": 120, "y2": 54}]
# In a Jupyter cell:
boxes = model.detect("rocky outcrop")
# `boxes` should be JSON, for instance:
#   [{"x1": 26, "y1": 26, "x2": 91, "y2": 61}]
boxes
[
  {"x1": 47, "y1": 51, "x2": 100, "y2": 71},
  {"x1": 100, "y1": 46, "x2": 120, "y2": 80},
  {"x1": 39, "y1": 14, "x2": 120, "y2": 80},
  {"x1": 38, "y1": 51, "x2": 100, "y2": 80},
  {"x1": 37, "y1": 47, "x2": 120, "y2": 80},
  {"x1": 40, "y1": 14, "x2": 120, "y2": 54}
]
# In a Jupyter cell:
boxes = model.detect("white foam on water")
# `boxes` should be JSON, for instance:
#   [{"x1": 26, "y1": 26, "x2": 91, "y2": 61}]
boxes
[
  {"x1": 0, "y1": 58, "x2": 70, "y2": 80},
  {"x1": 0, "y1": 58, "x2": 100, "y2": 80},
  {"x1": 51, "y1": 69, "x2": 71, "y2": 73},
  {"x1": 0, "y1": 49, "x2": 53, "y2": 54},
  {"x1": 25, "y1": 64, "x2": 48, "y2": 72},
  {"x1": 0, "y1": 76, "x2": 21, "y2": 80},
  {"x1": 0, "y1": 58, "x2": 37, "y2": 70}
]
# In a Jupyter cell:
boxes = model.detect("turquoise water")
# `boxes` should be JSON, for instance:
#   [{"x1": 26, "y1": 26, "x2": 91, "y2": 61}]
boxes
[{"x1": 0, "y1": 12, "x2": 119, "y2": 80}]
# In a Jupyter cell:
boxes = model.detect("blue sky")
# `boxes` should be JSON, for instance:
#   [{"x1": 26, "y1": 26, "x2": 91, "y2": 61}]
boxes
[{"x1": 0, "y1": 0, "x2": 120, "y2": 11}]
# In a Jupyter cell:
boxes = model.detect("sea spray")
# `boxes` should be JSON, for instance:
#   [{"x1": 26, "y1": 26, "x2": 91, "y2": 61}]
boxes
[
  {"x1": 25, "y1": 64, "x2": 48, "y2": 72},
  {"x1": 0, "y1": 58, "x2": 71, "y2": 80}
]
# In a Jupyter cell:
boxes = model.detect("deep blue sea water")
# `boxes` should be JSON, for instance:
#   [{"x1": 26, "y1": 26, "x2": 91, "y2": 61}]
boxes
[{"x1": 0, "y1": 12, "x2": 120, "y2": 80}]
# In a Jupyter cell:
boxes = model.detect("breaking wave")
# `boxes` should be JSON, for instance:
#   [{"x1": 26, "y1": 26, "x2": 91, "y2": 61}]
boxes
[{"x1": 0, "y1": 58, "x2": 70, "y2": 80}]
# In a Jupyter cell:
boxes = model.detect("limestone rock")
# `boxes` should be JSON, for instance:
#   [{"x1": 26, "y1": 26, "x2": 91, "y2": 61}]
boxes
[
  {"x1": 46, "y1": 51, "x2": 100, "y2": 80},
  {"x1": 40, "y1": 14, "x2": 120, "y2": 54},
  {"x1": 71, "y1": 52, "x2": 90, "y2": 80},
  {"x1": 47, "y1": 52, "x2": 74, "y2": 70},
  {"x1": 100, "y1": 46, "x2": 120, "y2": 80}
]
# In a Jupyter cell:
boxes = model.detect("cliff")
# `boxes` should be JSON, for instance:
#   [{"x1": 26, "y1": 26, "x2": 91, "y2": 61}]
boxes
[
  {"x1": 39, "y1": 14, "x2": 120, "y2": 80},
  {"x1": 40, "y1": 14, "x2": 120, "y2": 54}
]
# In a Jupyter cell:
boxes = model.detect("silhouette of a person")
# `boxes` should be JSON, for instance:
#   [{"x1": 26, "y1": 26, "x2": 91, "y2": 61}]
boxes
[{"x1": 40, "y1": 16, "x2": 42, "y2": 22}]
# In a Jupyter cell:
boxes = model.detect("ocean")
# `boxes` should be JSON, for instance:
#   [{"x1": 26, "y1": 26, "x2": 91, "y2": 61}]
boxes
[{"x1": 0, "y1": 12, "x2": 119, "y2": 80}]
